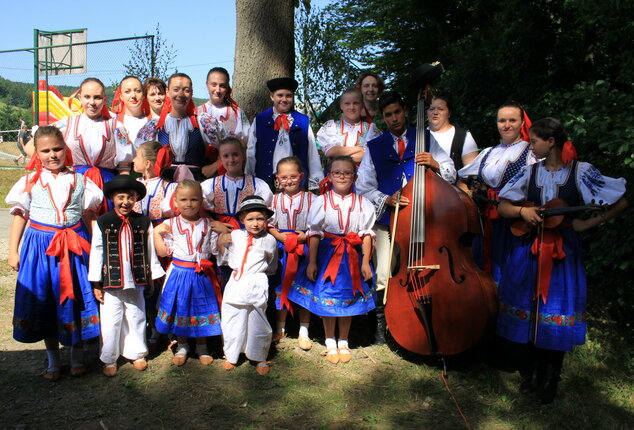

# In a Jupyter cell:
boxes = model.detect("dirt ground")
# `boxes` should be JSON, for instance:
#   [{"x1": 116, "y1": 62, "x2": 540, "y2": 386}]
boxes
[{"x1": 0, "y1": 213, "x2": 632, "y2": 429}]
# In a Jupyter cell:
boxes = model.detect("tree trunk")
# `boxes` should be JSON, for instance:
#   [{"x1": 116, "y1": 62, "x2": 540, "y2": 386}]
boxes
[{"x1": 233, "y1": 0, "x2": 295, "y2": 121}]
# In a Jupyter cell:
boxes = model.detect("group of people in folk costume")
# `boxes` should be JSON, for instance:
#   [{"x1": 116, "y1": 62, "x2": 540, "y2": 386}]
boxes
[{"x1": 7, "y1": 63, "x2": 627, "y2": 404}]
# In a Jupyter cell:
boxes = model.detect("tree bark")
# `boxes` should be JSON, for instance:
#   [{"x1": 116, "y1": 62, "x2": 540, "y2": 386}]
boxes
[{"x1": 233, "y1": 0, "x2": 295, "y2": 120}]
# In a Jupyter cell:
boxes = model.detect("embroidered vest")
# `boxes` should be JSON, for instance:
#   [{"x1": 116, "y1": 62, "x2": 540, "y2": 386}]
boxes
[
  {"x1": 134, "y1": 178, "x2": 172, "y2": 221},
  {"x1": 254, "y1": 108, "x2": 310, "y2": 185},
  {"x1": 157, "y1": 126, "x2": 207, "y2": 166},
  {"x1": 29, "y1": 172, "x2": 85, "y2": 226},
  {"x1": 97, "y1": 211, "x2": 152, "y2": 288},
  {"x1": 211, "y1": 175, "x2": 256, "y2": 216},
  {"x1": 63, "y1": 115, "x2": 118, "y2": 168},
  {"x1": 367, "y1": 126, "x2": 425, "y2": 225},
  {"x1": 527, "y1": 161, "x2": 581, "y2": 207}
]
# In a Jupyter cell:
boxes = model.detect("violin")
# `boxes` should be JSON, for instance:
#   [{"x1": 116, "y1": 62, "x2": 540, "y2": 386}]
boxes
[
  {"x1": 384, "y1": 63, "x2": 498, "y2": 356},
  {"x1": 511, "y1": 198, "x2": 605, "y2": 237}
]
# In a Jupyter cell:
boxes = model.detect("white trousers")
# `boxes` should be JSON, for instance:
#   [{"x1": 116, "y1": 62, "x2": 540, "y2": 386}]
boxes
[
  {"x1": 100, "y1": 288, "x2": 147, "y2": 364},
  {"x1": 221, "y1": 302, "x2": 272, "y2": 363}
]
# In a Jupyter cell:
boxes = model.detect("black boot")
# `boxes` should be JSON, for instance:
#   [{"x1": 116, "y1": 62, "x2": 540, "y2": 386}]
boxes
[
  {"x1": 519, "y1": 344, "x2": 544, "y2": 395},
  {"x1": 537, "y1": 350, "x2": 565, "y2": 404},
  {"x1": 373, "y1": 290, "x2": 386, "y2": 345}
]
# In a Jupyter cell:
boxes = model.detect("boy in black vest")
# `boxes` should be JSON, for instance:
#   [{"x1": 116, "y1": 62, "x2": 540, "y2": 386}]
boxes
[{"x1": 89, "y1": 175, "x2": 165, "y2": 376}]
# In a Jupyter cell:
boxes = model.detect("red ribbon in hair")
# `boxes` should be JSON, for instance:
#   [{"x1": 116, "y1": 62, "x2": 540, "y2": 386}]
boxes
[
  {"x1": 111, "y1": 87, "x2": 123, "y2": 115},
  {"x1": 530, "y1": 229, "x2": 566, "y2": 304},
  {"x1": 318, "y1": 177, "x2": 333, "y2": 195},
  {"x1": 156, "y1": 96, "x2": 198, "y2": 129},
  {"x1": 154, "y1": 145, "x2": 173, "y2": 177},
  {"x1": 24, "y1": 147, "x2": 74, "y2": 193},
  {"x1": 323, "y1": 232, "x2": 364, "y2": 296},
  {"x1": 279, "y1": 233, "x2": 304, "y2": 316},
  {"x1": 561, "y1": 140, "x2": 578, "y2": 165},
  {"x1": 516, "y1": 103, "x2": 532, "y2": 143},
  {"x1": 32, "y1": 222, "x2": 92, "y2": 304},
  {"x1": 274, "y1": 114, "x2": 290, "y2": 132},
  {"x1": 225, "y1": 88, "x2": 240, "y2": 116}
]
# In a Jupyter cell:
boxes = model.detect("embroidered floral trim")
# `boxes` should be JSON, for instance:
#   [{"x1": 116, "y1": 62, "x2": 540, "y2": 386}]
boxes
[
  {"x1": 291, "y1": 282, "x2": 375, "y2": 307},
  {"x1": 157, "y1": 310, "x2": 220, "y2": 327},
  {"x1": 499, "y1": 302, "x2": 586, "y2": 326},
  {"x1": 13, "y1": 313, "x2": 99, "y2": 333}
]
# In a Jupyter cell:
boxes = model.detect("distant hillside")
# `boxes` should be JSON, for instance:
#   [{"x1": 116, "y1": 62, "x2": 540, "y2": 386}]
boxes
[{"x1": 0, "y1": 76, "x2": 207, "y2": 113}]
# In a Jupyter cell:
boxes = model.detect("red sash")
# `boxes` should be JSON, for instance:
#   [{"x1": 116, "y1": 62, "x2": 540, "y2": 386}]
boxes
[
  {"x1": 323, "y1": 232, "x2": 363, "y2": 296},
  {"x1": 279, "y1": 232, "x2": 304, "y2": 315},
  {"x1": 31, "y1": 221, "x2": 91, "y2": 305},
  {"x1": 531, "y1": 229, "x2": 566, "y2": 304}
]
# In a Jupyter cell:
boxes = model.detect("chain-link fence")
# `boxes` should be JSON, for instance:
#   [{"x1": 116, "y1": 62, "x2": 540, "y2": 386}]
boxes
[{"x1": 0, "y1": 32, "x2": 154, "y2": 166}]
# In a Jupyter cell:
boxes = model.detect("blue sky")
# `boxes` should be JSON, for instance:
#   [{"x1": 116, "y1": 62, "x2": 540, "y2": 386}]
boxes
[{"x1": 0, "y1": 0, "x2": 238, "y2": 96}]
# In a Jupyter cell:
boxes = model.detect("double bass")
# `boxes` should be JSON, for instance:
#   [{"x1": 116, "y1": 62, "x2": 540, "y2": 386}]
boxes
[{"x1": 384, "y1": 63, "x2": 498, "y2": 356}]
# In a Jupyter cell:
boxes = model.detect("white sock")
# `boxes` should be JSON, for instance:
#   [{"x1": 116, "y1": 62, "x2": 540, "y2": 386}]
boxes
[
  {"x1": 46, "y1": 349, "x2": 61, "y2": 370},
  {"x1": 325, "y1": 337, "x2": 337, "y2": 350},
  {"x1": 196, "y1": 343, "x2": 209, "y2": 356},
  {"x1": 70, "y1": 345, "x2": 84, "y2": 366},
  {"x1": 337, "y1": 339, "x2": 349, "y2": 350},
  {"x1": 299, "y1": 323, "x2": 309, "y2": 338},
  {"x1": 276, "y1": 321, "x2": 286, "y2": 334},
  {"x1": 176, "y1": 343, "x2": 189, "y2": 355}
]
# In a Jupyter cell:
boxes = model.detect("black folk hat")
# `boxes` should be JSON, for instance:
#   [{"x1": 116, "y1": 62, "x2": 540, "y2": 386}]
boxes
[
  {"x1": 235, "y1": 195, "x2": 274, "y2": 220},
  {"x1": 103, "y1": 174, "x2": 147, "y2": 200},
  {"x1": 411, "y1": 62, "x2": 445, "y2": 89},
  {"x1": 267, "y1": 77, "x2": 299, "y2": 93}
]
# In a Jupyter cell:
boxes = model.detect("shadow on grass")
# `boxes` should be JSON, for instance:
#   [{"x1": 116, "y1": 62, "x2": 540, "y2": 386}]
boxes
[{"x1": 0, "y1": 313, "x2": 633, "y2": 430}]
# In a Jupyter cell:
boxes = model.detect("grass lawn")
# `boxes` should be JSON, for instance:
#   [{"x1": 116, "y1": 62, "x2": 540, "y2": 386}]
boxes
[
  {"x1": 0, "y1": 259, "x2": 632, "y2": 429},
  {"x1": 0, "y1": 168, "x2": 26, "y2": 208}
]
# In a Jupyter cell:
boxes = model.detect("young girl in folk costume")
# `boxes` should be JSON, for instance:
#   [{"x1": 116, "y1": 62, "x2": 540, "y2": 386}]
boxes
[
  {"x1": 201, "y1": 137, "x2": 273, "y2": 232},
  {"x1": 216, "y1": 196, "x2": 278, "y2": 375},
  {"x1": 497, "y1": 118, "x2": 627, "y2": 404},
  {"x1": 111, "y1": 75, "x2": 150, "y2": 145},
  {"x1": 299, "y1": 156, "x2": 376, "y2": 364},
  {"x1": 132, "y1": 140, "x2": 177, "y2": 347},
  {"x1": 154, "y1": 180, "x2": 223, "y2": 366},
  {"x1": 197, "y1": 67, "x2": 250, "y2": 143},
  {"x1": 317, "y1": 88, "x2": 380, "y2": 165},
  {"x1": 7, "y1": 126, "x2": 103, "y2": 380},
  {"x1": 144, "y1": 77, "x2": 167, "y2": 120},
  {"x1": 458, "y1": 102, "x2": 538, "y2": 283},
  {"x1": 30, "y1": 78, "x2": 133, "y2": 214},
  {"x1": 135, "y1": 73, "x2": 220, "y2": 182},
  {"x1": 268, "y1": 157, "x2": 316, "y2": 350}
]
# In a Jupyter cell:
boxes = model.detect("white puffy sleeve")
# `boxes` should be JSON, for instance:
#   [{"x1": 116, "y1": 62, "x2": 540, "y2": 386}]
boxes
[
  {"x1": 458, "y1": 146, "x2": 491, "y2": 179},
  {"x1": 82, "y1": 177, "x2": 104, "y2": 214},
  {"x1": 577, "y1": 162, "x2": 626, "y2": 205},
  {"x1": 498, "y1": 165, "x2": 531, "y2": 202},
  {"x1": 5, "y1": 175, "x2": 31, "y2": 218},
  {"x1": 147, "y1": 223, "x2": 166, "y2": 279},
  {"x1": 201, "y1": 177, "x2": 216, "y2": 211},
  {"x1": 134, "y1": 119, "x2": 159, "y2": 148},
  {"x1": 161, "y1": 182, "x2": 178, "y2": 218},
  {"x1": 88, "y1": 221, "x2": 104, "y2": 283},
  {"x1": 113, "y1": 119, "x2": 135, "y2": 167},
  {"x1": 245, "y1": 119, "x2": 257, "y2": 175},
  {"x1": 265, "y1": 234, "x2": 278, "y2": 275},
  {"x1": 428, "y1": 135, "x2": 456, "y2": 183},
  {"x1": 306, "y1": 195, "x2": 326, "y2": 238},
  {"x1": 358, "y1": 196, "x2": 377, "y2": 238},
  {"x1": 363, "y1": 123, "x2": 381, "y2": 146},
  {"x1": 235, "y1": 108, "x2": 251, "y2": 142},
  {"x1": 306, "y1": 126, "x2": 325, "y2": 191},
  {"x1": 198, "y1": 112, "x2": 221, "y2": 146},
  {"x1": 355, "y1": 147, "x2": 389, "y2": 220},
  {"x1": 463, "y1": 131, "x2": 479, "y2": 156},
  {"x1": 316, "y1": 120, "x2": 337, "y2": 154},
  {"x1": 255, "y1": 177, "x2": 274, "y2": 207}
]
